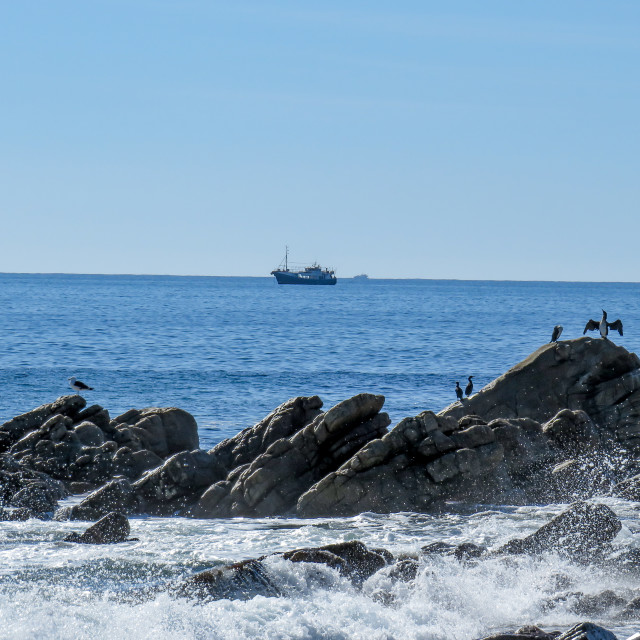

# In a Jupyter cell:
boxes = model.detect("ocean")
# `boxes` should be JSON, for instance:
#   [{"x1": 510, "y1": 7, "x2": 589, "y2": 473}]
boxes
[{"x1": 1, "y1": 274, "x2": 639, "y2": 639}]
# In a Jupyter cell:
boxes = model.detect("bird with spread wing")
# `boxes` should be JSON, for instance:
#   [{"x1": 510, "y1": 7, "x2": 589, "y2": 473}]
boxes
[{"x1": 583, "y1": 309, "x2": 623, "y2": 339}]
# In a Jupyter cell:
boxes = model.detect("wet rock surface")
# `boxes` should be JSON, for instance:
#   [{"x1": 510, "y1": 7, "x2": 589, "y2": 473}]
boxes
[
  {"x1": 64, "y1": 511, "x2": 131, "y2": 544},
  {"x1": 495, "y1": 502, "x2": 622, "y2": 558}
]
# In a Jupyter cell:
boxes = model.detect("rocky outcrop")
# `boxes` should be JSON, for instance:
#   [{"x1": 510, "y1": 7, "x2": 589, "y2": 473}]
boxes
[
  {"x1": 1, "y1": 397, "x2": 199, "y2": 491},
  {"x1": 297, "y1": 411, "x2": 503, "y2": 517},
  {"x1": 0, "y1": 395, "x2": 87, "y2": 452},
  {"x1": 440, "y1": 337, "x2": 640, "y2": 450},
  {"x1": 296, "y1": 338, "x2": 640, "y2": 517},
  {"x1": 61, "y1": 394, "x2": 390, "y2": 520},
  {"x1": 9, "y1": 336, "x2": 640, "y2": 521},
  {"x1": 190, "y1": 394, "x2": 389, "y2": 517}
]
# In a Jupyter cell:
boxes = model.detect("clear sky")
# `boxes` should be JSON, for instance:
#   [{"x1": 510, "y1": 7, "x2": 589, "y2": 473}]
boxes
[{"x1": 1, "y1": 1, "x2": 638, "y2": 280}]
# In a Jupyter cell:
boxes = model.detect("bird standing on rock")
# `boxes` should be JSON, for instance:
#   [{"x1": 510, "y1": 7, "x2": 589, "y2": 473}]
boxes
[
  {"x1": 68, "y1": 377, "x2": 93, "y2": 392},
  {"x1": 583, "y1": 310, "x2": 623, "y2": 339},
  {"x1": 455, "y1": 382, "x2": 463, "y2": 402},
  {"x1": 550, "y1": 325, "x2": 563, "y2": 342},
  {"x1": 465, "y1": 376, "x2": 474, "y2": 397}
]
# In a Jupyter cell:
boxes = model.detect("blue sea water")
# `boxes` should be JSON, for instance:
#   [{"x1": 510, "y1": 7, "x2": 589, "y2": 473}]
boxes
[
  {"x1": 1, "y1": 274, "x2": 638, "y2": 446},
  {"x1": 2, "y1": 274, "x2": 640, "y2": 640}
]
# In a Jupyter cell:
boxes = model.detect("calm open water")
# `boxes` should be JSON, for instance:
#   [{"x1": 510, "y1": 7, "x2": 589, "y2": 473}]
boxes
[{"x1": 1, "y1": 274, "x2": 640, "y2": 640}]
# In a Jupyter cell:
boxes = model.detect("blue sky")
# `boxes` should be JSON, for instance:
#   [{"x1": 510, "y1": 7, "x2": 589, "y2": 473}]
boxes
[{"x1": 1, "y1": 1, "x2": 638, "y2": 279}]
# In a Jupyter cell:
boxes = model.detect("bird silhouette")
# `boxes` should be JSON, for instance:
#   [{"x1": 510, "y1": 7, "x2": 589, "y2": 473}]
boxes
[
  {"x1": 68, "y1": 377, "x2": 93, "y2": 391},
  {"x1": 583, "y1": 310, "x2": 623, "y2": 339},
  {"x1": 550, "y1": 325, "x2": 563, "y2": 342},
  {"x1": 465, "y1": 376, "x2": 474, "y2": 397},
  {"x1": 455, "y1": 381, "x2": 463, "y2": 402}
]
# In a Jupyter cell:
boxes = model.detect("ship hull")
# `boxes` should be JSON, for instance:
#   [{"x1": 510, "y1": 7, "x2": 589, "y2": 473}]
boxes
[{"x1": 272, "y1": 271, "x2": 337, "y2": 285}]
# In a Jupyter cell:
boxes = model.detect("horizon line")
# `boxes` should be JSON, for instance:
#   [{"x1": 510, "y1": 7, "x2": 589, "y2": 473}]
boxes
[{"x1": 0, "y1": 271, "x2": 638, "y2": 285}]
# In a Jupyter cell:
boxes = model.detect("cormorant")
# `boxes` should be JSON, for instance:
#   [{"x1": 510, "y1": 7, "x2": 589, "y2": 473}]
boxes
[
  {"x1": 550, "y1": 325, "x2": 563, "y2": 342},
  {"x1": 68, "y1": 377, "x2": 93, "y2": 391},
  {"x1": 583, "y1": 310, "x2": 623, "y2": 339},
  {"x1": 455, "y1": 381, "x2": 463, "y2": 401},
  {"x1": 465, "y1": 376, "x2": 474, "y2": 397}
]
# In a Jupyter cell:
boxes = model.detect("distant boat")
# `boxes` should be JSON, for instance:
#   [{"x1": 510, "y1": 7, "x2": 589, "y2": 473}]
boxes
[
  {"x1": 271, "y1": 247, "x2": 337, "y2": 285},
  {"x1": 353, "y1": 274, "x2": 369, "y2": 281}
]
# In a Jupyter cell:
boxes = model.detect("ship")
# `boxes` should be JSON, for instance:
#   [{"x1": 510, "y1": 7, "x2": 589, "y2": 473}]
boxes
[
  {"x1": 353, "y1": 274, "x2": 369, "y2": 281},
  {"x1": 271, "y1": 247, "x2": 337, "y2": 285}
]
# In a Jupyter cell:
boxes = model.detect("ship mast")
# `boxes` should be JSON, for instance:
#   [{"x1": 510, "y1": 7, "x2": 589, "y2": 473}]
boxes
[{"x1": 285, "y1": 245, "x2": 288, "y2": 271}]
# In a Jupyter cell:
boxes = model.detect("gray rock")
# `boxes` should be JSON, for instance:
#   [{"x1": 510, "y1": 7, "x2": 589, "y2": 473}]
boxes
[
  {"x1": 297, "y1": 413, "x2": 504, "y2": 517},
  {"x1": 10, "y1": 482, "x2": 61, "y2": 514},
  {"x1": 112, "y1": 407, "x2": 198, "y2": 457},
  {"x1": 439, "y1": 338, "x2": 640, "y2": 450},
  {"x1": 0, "y1": 507, "x2": 35, "y2": 521},
  {"x1": 193, "y1": 394, "x2": 389, "y2": 518},
  {"x1": 176, "y1": 558, "x2": 281, "y2": 601},
  {"x1": 495, "y1": 501, "x2": 621, "y2": 558},
  {"x1": 0, "y1": 395, "x2": 86, "y2": 451},
  {"x1": 555, "y1": 623, "x2": 618, "y2": 640},
  {"x1": 207, "y1": 395, "x2": 323, "y2": 478},
  {"x1": 543, "y1": 409, "x2": 602, "y2": 454},
  {"x1": 73, "y1": 405, "x2": 111, "y2": 432},
  {"x1": 73, "y1": 421, "x2": 106, "y2": 447},
  {"x1": 64, "y1": 511, "x2": 131, "y2": 544},
  {"x1": 176, "y1": 540, "x2": 388, "y2": 600},
  {"x1": 133, "y1": 449, "x2": 220, "y2": 515},
  {"x1": 550, "y1": 459, "x2": 611, "y2": 501},
  {"x1": 60, "y1": 478, "x2": 140, "y2": 521}
]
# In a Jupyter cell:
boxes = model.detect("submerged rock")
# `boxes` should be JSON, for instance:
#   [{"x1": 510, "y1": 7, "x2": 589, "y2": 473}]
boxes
[
  {"x1": 555, "y1": 623, "x2": 618, "y2": 640},
  {"x1": 64, "y1": 511, "x2": 131, "y2": 544},
  {"x1": 176, "y1": 539, "x2": 389, "y2": 601},
  {"x1": 475, "y1": 623, "x2": 618, "y2": 640}
]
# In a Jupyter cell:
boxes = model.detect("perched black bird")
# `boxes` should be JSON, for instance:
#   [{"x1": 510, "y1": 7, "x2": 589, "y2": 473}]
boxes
[
  {"x1": 455, "y1": 381, "x2": 463, "y2": 402},
  {"x1": 583, "y1": 309, "x2": 623, "y2": 339},
  {"x1": 465, "y1": 376, "x2": 474, "y2": 397},
  {"x1": 550, "y1": 325, "x2": 563, "y2": 343},
  {"x1": 68, "y1": 377, "x2": 93, "y2": 391}
]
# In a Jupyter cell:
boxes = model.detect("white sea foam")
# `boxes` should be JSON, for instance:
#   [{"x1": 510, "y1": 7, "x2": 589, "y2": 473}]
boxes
[{"x1": 1, "y1": 500, "x2": 639, "y2": 639}]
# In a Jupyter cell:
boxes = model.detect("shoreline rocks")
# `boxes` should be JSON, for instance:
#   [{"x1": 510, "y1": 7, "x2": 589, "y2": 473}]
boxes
[{"x1": 3, "y1": 337, "x2": 640, "y2": 521}]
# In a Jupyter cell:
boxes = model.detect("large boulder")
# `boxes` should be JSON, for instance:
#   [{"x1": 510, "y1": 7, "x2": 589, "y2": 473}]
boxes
[
  {"x1": 110, "y1": 407, "x2": 199, "y2": 457},
  {"x1": 132, "y1": 449, "x2": 221, "y2": 515},
  {"x1": 439, "y1": 337, "x2": 640, "y2": 451}
]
